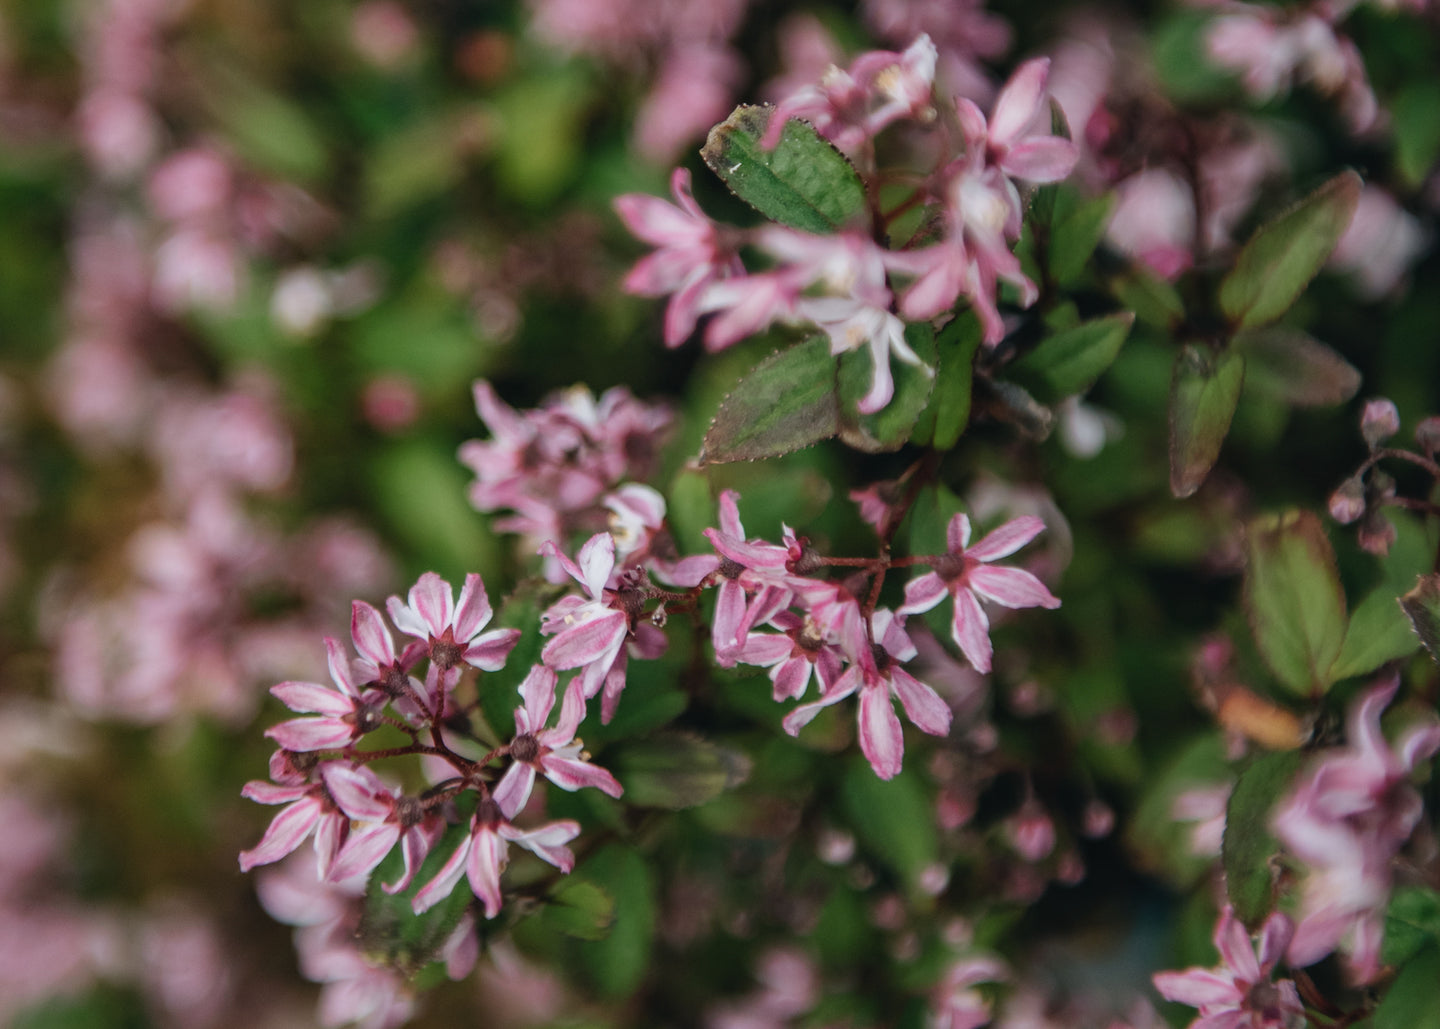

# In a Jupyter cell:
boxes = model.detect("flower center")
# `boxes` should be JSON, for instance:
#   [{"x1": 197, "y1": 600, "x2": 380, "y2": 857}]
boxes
[{"x1": 510, "y1": 733, "x2": 541, "y2": 763}]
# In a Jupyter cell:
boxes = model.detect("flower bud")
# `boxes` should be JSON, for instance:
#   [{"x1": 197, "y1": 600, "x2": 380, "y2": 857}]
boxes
[
  {"x1": 1415, "y1": 416, "x2": 1440, "y2": 455},
  {"x1": 1358, "y1": 510, "x2": 1397, "y2": 556},
  {"x1": 1360, "y1": 398, "x2": 1400, "y2": 448},
  {"x1": 1328, "y1": 476, "x2": 1366, "y2": 524}
]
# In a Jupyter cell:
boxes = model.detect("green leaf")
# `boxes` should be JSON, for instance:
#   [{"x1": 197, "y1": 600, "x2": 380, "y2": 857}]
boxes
[
  {"x1": 701, "y1": 337, "x2": 840, "y2": 464},
  {"x1": 1393, "y1": 81, "x2": 1440, "y2": 188},
  {"x1": 1011, "y1": 313, "x2": 1134, "y2": 402},
  {"x1": 540, "y1": 877, "x2": 616, "y2": 941},
  {"x1": 701, "y1": 105, "x2": 866, "y2": 233},
  {"x1": 205, "y1": 65, "x2": 329, "y2": 184},
  {"x1": 476, "y1": 582, "x2": 552, "y2": 741},
  {"x1": 1049, "y1": 190, "x2": 1116, "y2": 286},
  {"x1": 358, "y1": 814, "x2": 477, "y2": 978},
  {"x1": 574, "y1": 845, "x2": 657, "y2": 999},
  {"x1": 906, "y1": 483, "x2": 967, "y2": 556},
  {"x1": 1400, "y1": 573, "x2": 1440, "y2": 665},
  {"x1": 666, "y1": 466, "x2": 715, "y2": 557},
  {"x1": 364, "y1": 111, "x2": 475, "y2": 218},
  {"x1": 1169, "y1": 344, "x2": 1245, "y2": 498},
  {"x1": 1232, "y1": 328, "x2": 1360, "y2": 407},
  {"x1": 1243, "y1": 510, "x2": 1348, "y2": 695},
  {"x1": 1375, "y1": 945, "x2": 1440, "y2": 1029},
  {"x1": 839, "y1": 759, "x2": 938, "y2": 892},
  {"x1": 837, "y1": 322, "x2": 937, "y2": 451},
  {"x1": 1331, "y1": 585, "x2": 1422, "y2": 681},
  {"x1": 1111, "y1": 269, "x2": 1185, "y2": 331},
  {"x1": 1218, "y1": 171, "x2": 1362, "y2": 331},
  {"x1": 1222, "y1": 750, "x2": 1304, "y2": 927},
  {"x1": 1382, "y1": 887, "x2": 1440, "y2": 967},
  {"x1": 11, "y1": 988, "x2": 149, "y2": 1029},
  {"x1": 611, "y1": 732, "x2": 750, "y2": 809},
  {"x1": 913, "y1": 311, "x2": 983, "y2": 449}
]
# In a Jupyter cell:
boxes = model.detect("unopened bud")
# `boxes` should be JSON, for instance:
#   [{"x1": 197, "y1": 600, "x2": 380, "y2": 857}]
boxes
[
  {"x1": 1007, "y1": 805, "x2": 1056, "y2": 862},
  {"x1": 1082, "y1": 800, "x2": 1115, "y2": 839},
  {"x1": 1361, "y1": 398, "x2": 1400, "y2": 448},
  {"x1": 1328, "y1": 476, "x2": 1366, "y2": 524},
  {"x1": 1415, "y1": 416, "x2": 1440, "y2": 455},
  {"x1": 1358, "y1": 510, "x2": 1397, "y2": 556}
]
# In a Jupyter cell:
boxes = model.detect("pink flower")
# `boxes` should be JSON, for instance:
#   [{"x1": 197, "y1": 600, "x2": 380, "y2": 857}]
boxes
[
  {"x1": 614, "y1": 168, "x2": 743, "y2": 346},
  {"x1": 349, "y1": 600, "x2": 427, "y2": 713},
  {"x1": 386, "y1": 572, "x2": 521, "y2": 699},
  {"x1": 955, "y1": 58, "x2": 1079, "y2": 184},
  {"x1": 732, "y1": 610, "x2": 845, "y2": 702},
  {"x1": 782, "y1": 609, "x2": 951, "y2": 780},
  {"x1": 898, "y1": 514, "x2": 1060, "y2": 673},
  {"x1": 704, "y1": 491, "x2": 808, "y2": 659},
  {"x1": 265, "y1": 638, "x2": 387, "y2": 752},
  {"x1": 1152, "y1": 906, "x2": 1305, "y2": 1029},
  {"x1": 929, "y1": 955, "x2": 1007, "y2": 1029},
  {"x1": 321, "y1": 763, "x2": 444, "y2": 893},
  {"x1": 492, "y1": 665, "x2": 624, "y2": 816},
  {"x1": 239, "y1": 768, "x2": 351, "y2": 876},
  {"x1": 411, "y1": 798, "x2": 581, "y2": 919}
]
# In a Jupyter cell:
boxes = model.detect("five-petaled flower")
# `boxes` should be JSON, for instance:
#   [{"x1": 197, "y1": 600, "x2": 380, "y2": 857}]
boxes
[
  {"x1": 898, "y1": 513, "x2": 1059, "y2": 674},
  {"x1": 320, "y1": 762, "x2": 444, "y2": 894},
  {"x1": 266, "y1": 637, "x2": 387, "y2": 752},
  {"x1": 1152, "y1": 906, "x2": 1305, "y2": 1029},
  {"x1": 386, "y1": 572, "x2": 521, "y2": 706}
]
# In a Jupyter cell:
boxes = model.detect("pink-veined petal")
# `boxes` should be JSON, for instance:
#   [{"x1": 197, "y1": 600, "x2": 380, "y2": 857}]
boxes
[
  {"x1": 463, "y1": 627, "x2": 521, "y2": 671},
  {"x1": 492, "y1": 763, "x2": 536, "y2": 822},
  {"x1": 947, "y1": 513, "x2": 973, "y2": 555},
  {"x1": 1213, "y1": 907, "x2": 1261, "y2": 984},
  {"x1": 965, "y1": 515, "x2": 1046, "y2": 561},
  {"x1": 321, "y1": 763, "x2": 395, "y2": 822},
  {"x1": 265, "y1": 717, "x2": 357, "y2": 752},
  {"x1": 517, "y1": 664, "x2": 559, "y2": 733},
  {"x1": 386, "y1": 821, "x2": 441, "y2": 895},
  {"x1": 717, "y1": 489, "x2": 744, "y2": 538},
  {"x1": 413, "y1": 832, "x2": 472, "y2": 915},
  {"x1": 989, "y1": 58, "x2": 1050, "y2": 147},
  {"x1": 858, "y1": 683, "x2": 905, "y2": 780},
  {"x1": 325, "y1": 637, "x2": 361, "y2": 699},
  {"x1": 967, "y1": 565, "x2": 1060, "y2": 609},
  {"x1": 781, "y1": 667, "x2": 861, "y2": 736},
  {"x1": 899, "y1": 572, "x2": 949, "y2": 615},
  {"x1": 453, "y1": 573, "x2": 493, "y2": 642},
  {"x1": 770, "y1": 656, "x2": 813, "y2": 702},
  {"x1": 313, "y1": 811, "x2": 344, "y2": 878},
  {"x1": 407, "y1": 572, "x2": 453, "y2": 637},
  {"x1": 537, "y1": 539, "x2": 585, "y2": 586},
  {"x1": 575, "y1": 533, "x2": 616, "y2": 600},
  {"x1": 549, "y1": 678, "x2": 587, "y2": 743},
  {"x1": 541, "y1": 754, "x2": 624, "y2": 797},
  {"x1": 951, "y1": 588, "x2": 993, "y2": 673},
  {"x1": 1255, "y1": 911, "x2": 1295, "y2": 973},
  {"x1": 1000, "y1": 137, "x2": 1078, "y2": 183},
  {"x1": 327, "y1": 823, "x2": 400, "y2": 884},
  {"x1": 541, "y1": 610, "x2": 628, "y2": 671},
  {"x1": 239, "y1": 795, "x2": 322, "y2": 871},
  {"x1": 270, "y1": 680, "x2": 354, "y2": 717},
  {"x1": 890, "y1": 668, "x2": 952, "y2": 737},
  {"x1": 1151, "y1": 969, "x2": 1239, "y2": 1008},
  {"x1": 241, "y1": 781, "x2": 311, "y2": 805},
  {"x1": 735, "y1": 632, "x2": 793, "y2": 668},
  {"x1": 504, "y1": 820, "x2": 580, "y2": 872},
  {"x1": 712, "y1": 579, "x2": 748, "y2": 657},
  {"x1": 351, "y1": 601, "x2": 397, "y2": 669},
  {"x1": 856, "y1": 332, "x2": 896, "y2": 415}
]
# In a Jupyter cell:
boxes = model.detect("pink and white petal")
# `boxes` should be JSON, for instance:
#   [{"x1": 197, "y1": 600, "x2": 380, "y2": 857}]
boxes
[
  {"x1": 740, "y1": 585, "x2": 792, "y2": 640},
  {"x1": 781, "y1": 668, "x2": 861, "y2": 736},
  {"x1": 858, "y1": 683, "x2": 905, "y2": 780},
  {"x1": 967, "y1": 565, "x2": 1060, "y2": 609},
  {"x1": 1398, "y1": 720, "x2": 1440, "y2": 771},
  {"x1": 856, "y1": 333, "x2": 896, "y2": 415},
  {"x1": 504, "y1": 820, "x2": 581, "y2": 872},
  {"x1": 947, "y1": 513, "x2": 973, "y2": 555},
  {"x1": 327, "y1": 823, "x2": 400, "y2": 885},
  {"x1": 898, "y1": 572, "x2": 949, "y2": 616},
  {"x1": 717, "y1": 489, "x2": 745, "y2": 539},
  {"x1": 890, "y1": 669, "x2": 952, "y2": 737},
  {"x1": 537, "y1": 540, "x2": 585, "y2": 587},
  {"x1": 452, "y1": 573, "x2": 494, "y2": 642},
  {"x1": 313, "y1": 812, "x2": 345, "y2": 878},
  {"x1": 271, "y1": 680, "x2": 354, "y2": 717},
  {"x1": 655, "y1": 553, "x2": 721, "y2": 588},
  {"x1": 413, "y1": 833, "x2": 473, "y2": 915},
  {"x1": 241, "y1": 781, "x2": 311, "y2": 805},
  {"x1": 463, "y1": 626, "x2": 522, "y2": 671},
  {"x1": 955, "y1": 98, "x2": 989, "y2": 148},
  {"x1": 1213, "y1": 908, "x2": 1261, "y2": 985},
  {"x1": 411, "y1": 572, "x2": 456, "y2": 636},
  {"x1": 1000, "y1": 137, "x2": 1078, "y2": 183},
  {"x1": 266, "y1": 716, "x2": 357, "y2": 752},
  {"x1": 321, "y1": 763, "x2": 395, "y2": 822},
  {"x1": 385, "y1": 823, "x2": 439, "y2": 896},
  {"x1": 951, "y1": 588, "x2": 994, "y2": 673},
  {"x1": 575, "y1": 532, "x2": 617, "y2": 600},
  {"x1": 989, "y1": 58, "x2": 1050, "y2": 147},
  {"x1": 518, "y1": 664, "x2": 559, "y2": 733},
  {"x1": 492, "y1": 762, "x2": 537, "y2": 822},
  {"x1": 965, "y1": 515, "x2": 1046, "y2": 561},
  {"x1": 736, "y1": 632, "x2": 793, "y2": 668},
  {"x1": 711, "y1": 580, "x2": 748, "y2": 658},
  {"x1": 325, "y1": 637, "x2": 362, "y2": 699},
  {"x1": 771, "y1": 656, "x2": 813, "y2": 702},
  {"x1": 351, "y1": 602, "x2": 397, "y2": 669},
  {"x1": 239, "y1": 796, "x2": 322, "y2": 871},
  {"x1": 549, "y1": 678, "x2": 588, "y2": 743},
  {"x1": 541, "y1": 754, "x2": 624, "y2": 797},
  {"x1": 541, "y1": 610, "x2": 628, "y2": 671},
  {"x1": 598, "y1": 654, "x2": 629, "y2": 725},
  {"x1": 1150, "y1": 969, "x2": 1240, "y2": 1008},
  {"x1": 1255, "y1": 911, "x2": 1295, "y2": 973}
]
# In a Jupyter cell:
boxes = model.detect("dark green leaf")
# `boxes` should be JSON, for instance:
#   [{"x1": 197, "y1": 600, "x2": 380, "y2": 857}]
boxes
[
  {"x1": 1232, "y1": 328, "x2": 1360, "y2": 407},
  {"x1": 1400, "y1": 573, "x2": 1440, "y2": 666},
  {"x1": 1169, "y1": 344, "x2": 1245, "y2": 497},
  {"x1": 912, "y1": 312, "x2": 983, "y2": 449},
  {"x1": 1243, "y1": 510, "x2": 1348, "y2": 695},
  {"x1": 358, "y1": 813, "x2": 477, "y2": 978},
  {"x1": 1011, "y1": 313, "x2": 1133, "y2": 401},
  {"x1": 701, "y1": 337, "x2": 840, "y2": 464},
  {"x1": 1394, "y1": 81, "x2": 1440, "y2": 188},
  {"x1": 1111, "y1": 269, "x2": 1185, "y2": 331},
  {"x1": 839, "y1": 759, "x2": 938, "y2": 891},
  {"x1": 612, "y1": 732, "x2": 750, "y2": 809},
  {"x1": 540, "y1": 877, "x2": 616, "y2": 941},
  {"x1": 11, "y1": 987, "x2": 150, "y2": 1029},
  {"x1": 701, "y1": 105, "x2": 866, "y2": 233},
  {"x1": 1382, "y1": 887, "x2": 1440, "y2": 967},
  {"x1": 1218, "y1": 171, "x2": 1362, "y2": 330},
  {"x1": 837, "y1": 322, "x2": 937, "y2": 452},
  {"x1": 1331, "y1": 586, "x2": 1422, "y2": 681},
  {"x1": 1049, "y1": 190, "x2": 1116, "y2": 285},
  {"x1": 906, "y1": 483, "x2": 967, "y2": 556},
  {"x1": 1222, "y1": 750, "x2": 1304, "y2": 927},
  {"x1": 1374, "y1": 945, "x2": 1440, "y2": 1029},
  {"x1": 364, "y1": 111, "x2": 475, "y2": 218},
  {"x1": 574, "y1": 845, "x2": 657, "y2": 999}
]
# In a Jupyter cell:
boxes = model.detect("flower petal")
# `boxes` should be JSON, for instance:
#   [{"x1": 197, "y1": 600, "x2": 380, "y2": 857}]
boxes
[
  {"x1": 858, "y1": 683, "x2": 905, "y2": 780},
  {"x1": 965, "y1": 515, "x2": 1046, "y2": 561},
  {"x1": 951, "y1": 588, "x2": 993, "y2": 673},
  {"x1": 967, "y1": 565, "x2": 1060, "y2": 609}
]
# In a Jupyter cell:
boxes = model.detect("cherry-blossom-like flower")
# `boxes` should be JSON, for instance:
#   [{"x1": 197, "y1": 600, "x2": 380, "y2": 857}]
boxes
[
  {"x1": 238, "y1": 768, "x2": 351, "y2": 876},
  {"x1": 349, "y1": 600, "x2": 428, "y2": 713},
  {"x1": 1152, "y1": 906, "x2": 1305, "y2": 1029},
  {"x1": 411, "y1": 798, "x2": 581, "y2": 919},
  {"x1": 614, "y1": 168, "x2": 743, "y2": 346},
  {"x1": 732, "y1": 609, "x2": 846, "y2": 702},
  {"x1": 266, "y1": 638, "x2": 387, "y2": 752},
  {"x1": 386, "y1": 572, "x2": 520, "y2": 699},
  {"x1": 783, "y1": 609, "x2": 951, "y2": 780},
  {"x1": 899, "y1": 513, "x2": 1060, "y2": 674},
  {"x1": 704, "y1": 490, "x2": 811, "y2": 659},
  {"x1": 320, "y1": 763, "x2": 444, "y2": 893},
  {"x1": 492, "y1": 665, "x2": 624, "y2": 816}
]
